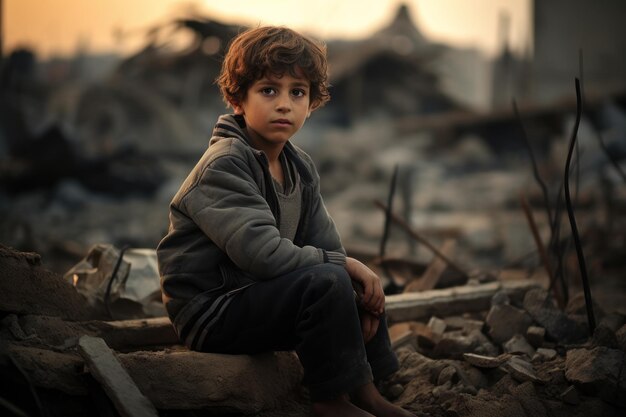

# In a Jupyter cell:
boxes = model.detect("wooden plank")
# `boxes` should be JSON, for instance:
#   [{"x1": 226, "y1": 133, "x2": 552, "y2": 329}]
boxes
[
  {"x1": 405, "y1": 239, "x2": 456, "y2": 292},
  {"x1": 385, "y1": 280, "x2": 540, "y2": 323},
  {"x1": 373, "y1": 200, "x2": 469, "y2": 279},
  {"x1": 78, "y1": 336, "x2": 159, "y2": 417}
]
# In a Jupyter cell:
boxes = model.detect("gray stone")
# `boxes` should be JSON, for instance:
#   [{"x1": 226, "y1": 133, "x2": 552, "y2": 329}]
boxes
[
  {"x1": 533, "y1": 348, "x2": 557, "y2": 362},
  {"x1": 427, "y1": 316, "x2": 447, "y2": 336},
  {"x1": 467, "y1": 328, "x2": 490, "y2": 345},
  {"x1": 523, "y1": 288, "x2": 589, "y2": 343},
  {"x1": 454, "y1": 363, "x2": 488, "y2": 390},
  {"x1": 474, "y1": 341, "x2": 500, "y2": 357},
  {"x1": 526, "y1": 326, "x2": 546, "y2": 348},
  {"x1": 565, "y1": 346, "x2": 626, "y2": 407},
  {"x1": 505, "y1": 356, "x2": 544, "y2": 383},
  {"x1": 491, "y1": 290, "x2": 510, "y2": 306},
  {"x1": 486, "y1": 303, "x2": 533, "y2": 344},
  {"x1": 463, "y1": 352, "x2": 511, "y2": 368},
  {"x1": 592, "y1": 324, "x2": 620, "y2": 349},
  {"x1": 444, "y1": 316, "x2": 485, "y2": 333},
  {"x1": 437, "y1": 365, "x2": 458, "y2": 385},
  {"x1": 433, "y1": 331, "x2": 478, "y2": 359},
  {"x1": 503, "y1": 334, "x2": 535, "y2": 357}
]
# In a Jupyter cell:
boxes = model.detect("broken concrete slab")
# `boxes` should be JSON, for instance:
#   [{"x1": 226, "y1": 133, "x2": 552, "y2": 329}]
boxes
[
  {"x1": 565, "y1": 346, "x2": 626, "y2": 407},
  {"x1": 1, "y1": 315, "x2": 178, "y2": 350},
  {"x1": 78, "y1": 336, "x2": 159, "y2": 417},
  {"x1": 486, "y1": 303, "x2": 533, "y2": 344},
  {"x1": 119, "y1": 349, "x2": 305, "y2": 413},
  {"x1": 386, "y1": 280, "x2": 540, "y2": 323},
  {"x1": 5, "y1": 340, "x2": 307, "y2": 415},
  {"x1": 503, "y1": 334, "x2": 535, "y2": 357}
]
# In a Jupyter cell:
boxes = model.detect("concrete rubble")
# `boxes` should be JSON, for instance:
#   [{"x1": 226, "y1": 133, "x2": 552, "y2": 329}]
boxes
[{"x1": 1, "y1": 242, "x2": 625, "y2": 416}]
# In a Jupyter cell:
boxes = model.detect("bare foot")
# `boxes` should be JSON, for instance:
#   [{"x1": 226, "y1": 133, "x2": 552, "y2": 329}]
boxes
[
  {"x1": 312, "y1": 395, "x2": 375, "y2": 417},
  {"x1": 351, "y1": 382, "x2": 417, "y2": 417}
]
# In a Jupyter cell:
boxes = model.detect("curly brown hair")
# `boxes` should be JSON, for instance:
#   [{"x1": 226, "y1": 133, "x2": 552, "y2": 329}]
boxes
[{"x1": 217, "y1": 26, "x2": 330, "y2": 110}]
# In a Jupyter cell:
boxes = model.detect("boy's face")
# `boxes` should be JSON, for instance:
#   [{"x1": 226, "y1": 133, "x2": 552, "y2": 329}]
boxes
[{"x1": 233, "y1": 68, "x2": 313, "y2": 153}]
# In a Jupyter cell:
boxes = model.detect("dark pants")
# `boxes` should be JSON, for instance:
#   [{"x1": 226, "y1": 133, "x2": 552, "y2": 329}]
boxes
[{"x1": 199, "y1": 263, "x2": 399, "y2": 400}]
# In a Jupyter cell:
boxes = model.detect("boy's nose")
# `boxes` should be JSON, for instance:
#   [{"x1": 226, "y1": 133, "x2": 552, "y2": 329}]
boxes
[{"x1": 275, "y1": 94, "x2": 292, "y2": 112}]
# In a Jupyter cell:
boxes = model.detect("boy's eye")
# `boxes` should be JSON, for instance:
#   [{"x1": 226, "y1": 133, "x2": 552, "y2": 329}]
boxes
[
  {"x1": 260, "y1": 87, "x2": 276, "y2": 95},
  {"x1": 292, "y1": 89, "x2": 306, "y2": 97}
]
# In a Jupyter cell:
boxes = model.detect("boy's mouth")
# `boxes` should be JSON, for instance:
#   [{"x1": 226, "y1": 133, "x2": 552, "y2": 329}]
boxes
[{"x1": 271, "y1": 119, "x2": 292, "y2": 125}]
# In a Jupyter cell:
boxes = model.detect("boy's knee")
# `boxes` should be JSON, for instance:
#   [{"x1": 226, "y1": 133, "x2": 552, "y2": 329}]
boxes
[{"x1": 306, "y1": 263, "x2": 353, "y2": 295}]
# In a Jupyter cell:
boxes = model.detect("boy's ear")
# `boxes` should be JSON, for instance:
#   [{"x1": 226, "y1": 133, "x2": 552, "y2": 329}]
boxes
[
  {"x1": 230, "y1": 100, "x2": 244, "y2": 115},
  {"x1": 308, "y1": 101, "x2": 320, "y2": 117}
]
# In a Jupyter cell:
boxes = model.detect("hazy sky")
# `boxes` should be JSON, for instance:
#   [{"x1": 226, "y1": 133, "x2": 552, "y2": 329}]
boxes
[{"x1": 4, "y1": 0, "x2": 531, "y2": 59}]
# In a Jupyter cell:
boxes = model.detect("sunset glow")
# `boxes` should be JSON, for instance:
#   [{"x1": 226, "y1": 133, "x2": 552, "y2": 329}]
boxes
[{"x1": 4, "y1": 0, "x2": 531, "y2": 58}]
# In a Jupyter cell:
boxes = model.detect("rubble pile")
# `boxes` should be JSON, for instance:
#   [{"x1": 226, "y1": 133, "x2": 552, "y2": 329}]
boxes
[
  {"x1": 1, "y1": 242, "x2": 625, "y2": 417},
  {"x1": 383, "y1": 286, "x2": 626, "y2": 416}
]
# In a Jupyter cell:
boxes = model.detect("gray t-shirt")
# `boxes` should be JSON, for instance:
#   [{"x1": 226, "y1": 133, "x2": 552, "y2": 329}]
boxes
[{"x1": 273, "y1": 152, "x2": 301, "y2": 241}]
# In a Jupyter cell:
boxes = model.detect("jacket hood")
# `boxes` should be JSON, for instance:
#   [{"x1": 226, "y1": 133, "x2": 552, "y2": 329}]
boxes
[{"x1": 210, "y1": 114, "x2": 249, "y2": 146}]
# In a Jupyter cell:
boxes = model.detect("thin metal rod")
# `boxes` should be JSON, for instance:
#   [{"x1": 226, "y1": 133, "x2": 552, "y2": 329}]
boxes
[{"x1": 564, "y1": 78, "x2": 595, "y2": 334}]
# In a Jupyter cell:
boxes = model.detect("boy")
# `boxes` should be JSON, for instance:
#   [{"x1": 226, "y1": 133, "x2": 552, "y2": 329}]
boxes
[{"x1": 157, "y1": 26, "x2": 415, "y2": 417}]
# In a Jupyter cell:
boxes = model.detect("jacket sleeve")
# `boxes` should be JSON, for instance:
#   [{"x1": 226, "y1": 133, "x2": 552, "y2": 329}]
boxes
[{"x1": 180, "y1": 153, "x2": 330, "y2": 280}]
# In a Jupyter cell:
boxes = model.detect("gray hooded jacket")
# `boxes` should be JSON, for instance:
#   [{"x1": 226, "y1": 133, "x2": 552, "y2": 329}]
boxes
[{"x1": 157, "y1": 114, "x2": 346, "y2": 321}]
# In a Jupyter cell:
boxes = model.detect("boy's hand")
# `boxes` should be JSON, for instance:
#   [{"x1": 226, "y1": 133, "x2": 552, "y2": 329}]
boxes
[
  {"x1": 345, "y1": 257, "x2": 385, "y2": 315},
  {"x1": 360, "y1": 310, "x2": 380, "y2": 343}
]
